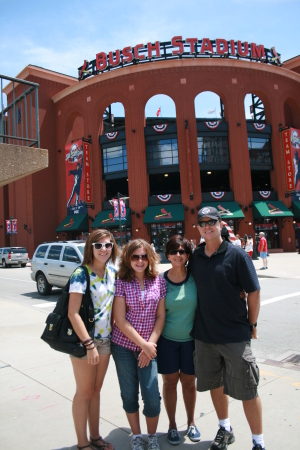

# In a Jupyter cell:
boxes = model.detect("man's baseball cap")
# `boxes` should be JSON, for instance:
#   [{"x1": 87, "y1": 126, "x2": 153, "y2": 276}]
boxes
[{"x1": 197, "y1": 206, "x2": 220, "y2": 222}]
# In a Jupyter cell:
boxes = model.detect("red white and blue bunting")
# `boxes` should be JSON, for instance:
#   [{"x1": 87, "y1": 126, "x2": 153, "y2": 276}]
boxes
[
  {"x1": 253, "y1": 123, "x2": 266, "y2": 131},
  {"x1": 205, "y1": 121, "x2": 220, "y2": 130},
  {"x1": 259, "y1": 191, "x2": 271, "y2": 199},
  {"x1": 106, "y1": 131, "x2": 119, "y2": 140},
  {"x1": 210, "y1": 192, "x2": 225, "y2": 199},
  {"x1": 153, "y1": 124, "x2": 168, "y2": 133},
  {"x1": 156, "y1": 194, "x2": 172, "y2": 203}
]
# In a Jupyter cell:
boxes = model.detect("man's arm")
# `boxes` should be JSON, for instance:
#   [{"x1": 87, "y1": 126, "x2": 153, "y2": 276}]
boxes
[{"x1": 247, "y1": 289, "x2": 260, "y2": 339}]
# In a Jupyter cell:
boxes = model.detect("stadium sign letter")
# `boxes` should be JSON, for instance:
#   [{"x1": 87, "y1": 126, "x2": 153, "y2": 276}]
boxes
[
  {"x1": 96, "y1": 52, "x2": 107, "y2": 71},
  {"x1": 122, "y1": 46, "x2": 133, "y2": 63},
  {"x1": 172, "y1": 36, "x2": 184, "y2": 55},
  {"x1": 201, "y1": 38, "x2": 213, "y2": 54},
  {"x1": 216, "y1": 39, "x2": 228, "y2": 54}
]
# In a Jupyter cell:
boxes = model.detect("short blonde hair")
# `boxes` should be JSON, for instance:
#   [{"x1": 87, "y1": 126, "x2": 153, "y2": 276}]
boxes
[
  {"x1": 82, "y1": 229, "x2": 119, "y2": 265},
  {"x1": 118, "y1": 239, "x2": 160, "y2": 281}
]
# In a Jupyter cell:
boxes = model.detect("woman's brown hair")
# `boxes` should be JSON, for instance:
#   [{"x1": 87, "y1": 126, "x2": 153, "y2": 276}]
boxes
[
  {"x1": 165, "y1": 235, "x2": 192, "y2": 260},
  {"x1": 82, "y1": 229, "x2": 119, "y2": 265},
  {"x1": 118, "y1": 239, "x2": 160, "y2": 281}
]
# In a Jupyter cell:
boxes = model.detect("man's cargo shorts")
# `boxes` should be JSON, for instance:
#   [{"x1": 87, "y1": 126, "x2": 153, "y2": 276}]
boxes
[{"x1": 194, "y1": 339, "x2": 260, "y2": 401}]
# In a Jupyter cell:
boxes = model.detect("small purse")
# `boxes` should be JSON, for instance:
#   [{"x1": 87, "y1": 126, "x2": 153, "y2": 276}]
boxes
[{"x1": 41, "y1": 265, "x2": 95, "y2": 358}]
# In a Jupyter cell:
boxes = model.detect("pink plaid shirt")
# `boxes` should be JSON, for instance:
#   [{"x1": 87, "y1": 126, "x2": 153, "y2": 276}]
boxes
[{"x1": 111, "y1": 275, "x2": 167, "y2": 351}]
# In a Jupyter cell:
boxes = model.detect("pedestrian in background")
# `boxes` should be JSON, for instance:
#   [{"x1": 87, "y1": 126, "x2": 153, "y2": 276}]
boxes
[
  {"x1": 233, "y1": 234, "x2": 241, "y2": 247},
  {"x1": 68, "y1": 229, "x2": 119, "y2": 450},
  {"x1": 246, "y1": 235, "x2": 254, "y2": 259},
  {"x1": 111, "y1": 239, "x2": 166, "y2": 450},
  {"x1": 258, "y1": 232, "x2": 268, "y2": 270},
  {"x1": 157, "y1": 235, "x2": 201, "y2": 446}
]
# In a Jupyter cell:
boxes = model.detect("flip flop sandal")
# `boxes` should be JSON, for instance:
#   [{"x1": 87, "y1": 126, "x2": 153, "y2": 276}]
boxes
[
  {"x1": 90, "y1": 436, "x2": 113, "y2": 450},
  {"x1": 77, "y1": 445, "x2": 94, "y2": 450}
]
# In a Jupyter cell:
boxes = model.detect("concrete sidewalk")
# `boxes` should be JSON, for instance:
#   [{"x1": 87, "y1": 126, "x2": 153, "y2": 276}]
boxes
[{"x1": 0, "y1": 253, "x2": 299, "y2": 449}]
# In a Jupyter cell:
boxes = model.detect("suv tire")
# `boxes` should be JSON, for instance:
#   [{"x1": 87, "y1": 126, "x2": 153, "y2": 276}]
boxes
[
  {"x1": 37, "y1": 273, "x2": 52, "y2": 296},
  {"x1": 21, "y1": 263, "x2": 27, "y2": 267},
  {"x1": 2, "y1": 259, "x2": 8, "y2": 268}
]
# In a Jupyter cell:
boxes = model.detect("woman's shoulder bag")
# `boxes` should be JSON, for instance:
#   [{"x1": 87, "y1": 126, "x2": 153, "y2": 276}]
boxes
[{"x1": 40, "y1": 265, "x2": 95, "y2": 358}]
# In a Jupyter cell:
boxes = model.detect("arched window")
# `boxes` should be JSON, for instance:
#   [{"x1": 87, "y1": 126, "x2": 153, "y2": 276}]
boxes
[{"x1": 194, "y1": 91, "x2": 230, "y2": 192}]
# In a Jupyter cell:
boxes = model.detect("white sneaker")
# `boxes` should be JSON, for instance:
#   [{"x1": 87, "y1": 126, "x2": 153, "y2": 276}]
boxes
[
  {"x1": 148, "y1": 434, "x2": 160, "y2": 450},
  {"x1": 131, "y1": 435, "x2": 144, "y2": 450}
]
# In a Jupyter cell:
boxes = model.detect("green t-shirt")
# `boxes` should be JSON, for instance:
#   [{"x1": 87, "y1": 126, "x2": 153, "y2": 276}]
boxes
[{"x1": 161, "y1": 270, "x2": 198, "y2": 342}]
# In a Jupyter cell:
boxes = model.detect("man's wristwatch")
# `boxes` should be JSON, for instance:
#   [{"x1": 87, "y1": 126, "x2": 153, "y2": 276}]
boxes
[{"x1": 249, "y1": 321, "x2": 257, "y2": 332}]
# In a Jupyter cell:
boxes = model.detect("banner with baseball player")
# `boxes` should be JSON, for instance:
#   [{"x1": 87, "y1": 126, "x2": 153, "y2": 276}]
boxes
[{"x1": 65, "y1": 140, "x2": 87, "y2": 215}]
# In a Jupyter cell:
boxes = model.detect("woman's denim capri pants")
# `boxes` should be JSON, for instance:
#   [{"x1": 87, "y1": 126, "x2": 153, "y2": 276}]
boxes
[{"x1": 112, "y1": 343, "x2": 161, "y2": 417}]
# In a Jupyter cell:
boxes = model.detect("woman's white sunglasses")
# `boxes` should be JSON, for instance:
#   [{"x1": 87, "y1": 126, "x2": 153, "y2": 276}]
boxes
[{"x1": 92, "y1": 242, "x2": 113, "y2": 250}]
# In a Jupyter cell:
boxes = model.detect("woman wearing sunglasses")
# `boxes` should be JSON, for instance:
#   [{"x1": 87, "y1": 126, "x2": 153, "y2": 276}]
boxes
[
  {"x1": 157, "y1": 235, "x2": 200, "y2": 446},
  {"x1": 111, "y1": 239, "x2": 166, "y2": 450},
  {"x1": 68, "y1": 229, "x2": 119, "y2": 450}
]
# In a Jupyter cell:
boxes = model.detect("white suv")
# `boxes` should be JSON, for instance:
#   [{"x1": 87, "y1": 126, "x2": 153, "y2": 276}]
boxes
[
  {"x1": 30, "y1": 241, "x2": 85, "y2": 295},
  {"x1": 0, "y1": 247, "x2": 29, "y2": 268}
]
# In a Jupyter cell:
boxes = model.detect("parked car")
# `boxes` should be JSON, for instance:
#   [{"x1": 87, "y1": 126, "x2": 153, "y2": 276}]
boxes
[
  {"x1": 30, "y1": 241, "x2": 85, "y2": 295},
  {"x1": 0, "y1": 247, "x2": 29, "y2": 268}
]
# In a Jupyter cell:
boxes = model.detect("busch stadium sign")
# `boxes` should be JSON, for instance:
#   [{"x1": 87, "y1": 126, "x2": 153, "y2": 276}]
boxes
[{"x1": 78, "y1": 36, "x2": 282, "y2": 80}]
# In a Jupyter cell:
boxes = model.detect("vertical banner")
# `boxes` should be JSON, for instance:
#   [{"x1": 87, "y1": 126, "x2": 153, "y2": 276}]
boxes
[
  {"x1": 65, "y1": 140, "x2": 87, "y2": 215},
  {"x1": 290, "y1": 128, "x2": 300, "y2": 194},
  {"x1": 113, "y1": 199, "x2": 119, "y2": 219},
  {"x1": 120, "y1": 199, "x2": 126, "y2": 220},
  {"x1": 12, "y1": 219, "x2": 17, "y2": 234},
  {"x1": 282, "y1": 129, "x2": 295, "y2": 192},
  {"x1": 6, "y1": 220, "x2": 11, "y2": 234},
  {"x1": 83, "y1": 142, "x2": 92, "y2": 204}
]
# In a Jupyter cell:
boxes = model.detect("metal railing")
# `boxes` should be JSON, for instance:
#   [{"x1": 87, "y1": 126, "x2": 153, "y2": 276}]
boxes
[{"x1": 0, "y1": 74, "x2": 40, "y2": 148}]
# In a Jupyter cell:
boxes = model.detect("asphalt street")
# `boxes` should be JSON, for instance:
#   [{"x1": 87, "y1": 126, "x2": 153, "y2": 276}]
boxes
[{"x1": 0, "y1": 254, "x2": 299, "y2": 449}]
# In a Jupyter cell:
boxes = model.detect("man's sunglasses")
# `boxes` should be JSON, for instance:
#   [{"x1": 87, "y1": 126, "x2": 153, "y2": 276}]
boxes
[
  {"x1": 131, "y1": 254, "x2": 148, "y2": 261},
  {"x1": 169, "y1": 249, "x2": 186, "y2": 256},
  {"x1": 92, "y1": 242, "x2": 114, "y2": 250},
  {"x1": 198, "y1": 219, "x2": 219, "y2": 227}
]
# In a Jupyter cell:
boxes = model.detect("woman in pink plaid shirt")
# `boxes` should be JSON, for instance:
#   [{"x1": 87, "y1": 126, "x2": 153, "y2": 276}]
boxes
[{"x1": 111, "y1": 239, "x2": 166, "y2": 450}]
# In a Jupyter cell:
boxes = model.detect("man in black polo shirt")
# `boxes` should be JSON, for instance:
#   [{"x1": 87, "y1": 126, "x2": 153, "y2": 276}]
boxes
[{"x1": 189, "y1": 206, "x2": 265, "y2": 450}]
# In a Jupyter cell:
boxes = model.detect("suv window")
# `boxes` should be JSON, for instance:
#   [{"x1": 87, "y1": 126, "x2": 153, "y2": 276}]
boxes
[
  {"x1": 11, "y1": 247, "x2": 27, "y2": 253},
  {"x1": 47, "y1": 245, "x2": 63, "y2": 260},
  {"x1": 77, "y1": 245, "x2": 85, "y2": 256},
  {"x1": 62, "y1": 246, "x2": 80, "y2": 263},
  {"x1": 35, "y1": 245, "x2": 49, "y2": 258},
  {"x1": 4, "y1": 248, "x2": 10, "y2": 254}
]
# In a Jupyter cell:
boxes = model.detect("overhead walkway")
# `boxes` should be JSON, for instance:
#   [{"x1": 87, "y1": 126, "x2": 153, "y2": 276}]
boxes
[{"x1": 0, "y1": 74, "x2": 48, "y2": 187}]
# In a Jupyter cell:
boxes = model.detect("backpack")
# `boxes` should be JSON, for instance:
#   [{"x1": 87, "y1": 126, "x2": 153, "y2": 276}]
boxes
[{"x1": 40, "y1": 265, "x2": 95, "y2": 358}]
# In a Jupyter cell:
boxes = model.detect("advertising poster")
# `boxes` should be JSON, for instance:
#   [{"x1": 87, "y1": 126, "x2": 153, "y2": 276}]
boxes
[
  {"x1": 290, "y1": 128, "x2": 300, "y2": 200},
  {"x1": 12, "y1": 219, "x2": 17, "y2": 234},
  {"x1": 6, "y1": 219, "x2": 17, "y2": 234},
  {"x1": 65, "y1": 140, "x2": 87, "y2": 215},
  {"x1": 83, "y1": 142, "x2": 92, "y2": 205},
  {"x1": 6, "y1": 220, "x2": 11, "y2": 234}
]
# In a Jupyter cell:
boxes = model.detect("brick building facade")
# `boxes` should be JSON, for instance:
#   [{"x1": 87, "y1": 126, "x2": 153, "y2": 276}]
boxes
[{"x1": 1, "y1": 50, "x2": 300, "y2": 256}]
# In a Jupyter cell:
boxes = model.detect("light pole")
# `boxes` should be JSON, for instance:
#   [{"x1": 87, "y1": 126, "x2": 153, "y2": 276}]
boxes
[{"x1": 116, "y1": 192, "x2": 129, "y2": 247}]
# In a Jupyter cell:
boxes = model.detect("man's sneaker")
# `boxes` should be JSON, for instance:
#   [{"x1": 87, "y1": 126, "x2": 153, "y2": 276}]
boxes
[
  {"x1": 131, "y1": 435, "x2": 144, "y2": 450},
  {"x1": 167, "y1": 429, "x2": 180, "y2": 445},
  {"x1": 210, "y1": 426, "x2": 235, "y2": 450},
  {"x1": 252, "y1": 440, "x2": 265, "y2": 450},
  {"x1": 148, "y1": 434, "x2": 160, "y2": 450},
  {"x1": 187, "y1": 424, "x2": 201, "y2": 442}
]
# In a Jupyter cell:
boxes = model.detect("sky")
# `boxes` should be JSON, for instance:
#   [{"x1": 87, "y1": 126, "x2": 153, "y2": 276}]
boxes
[{"x1": 1, "y1": 0, "x2": 299, "y2": 119}]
